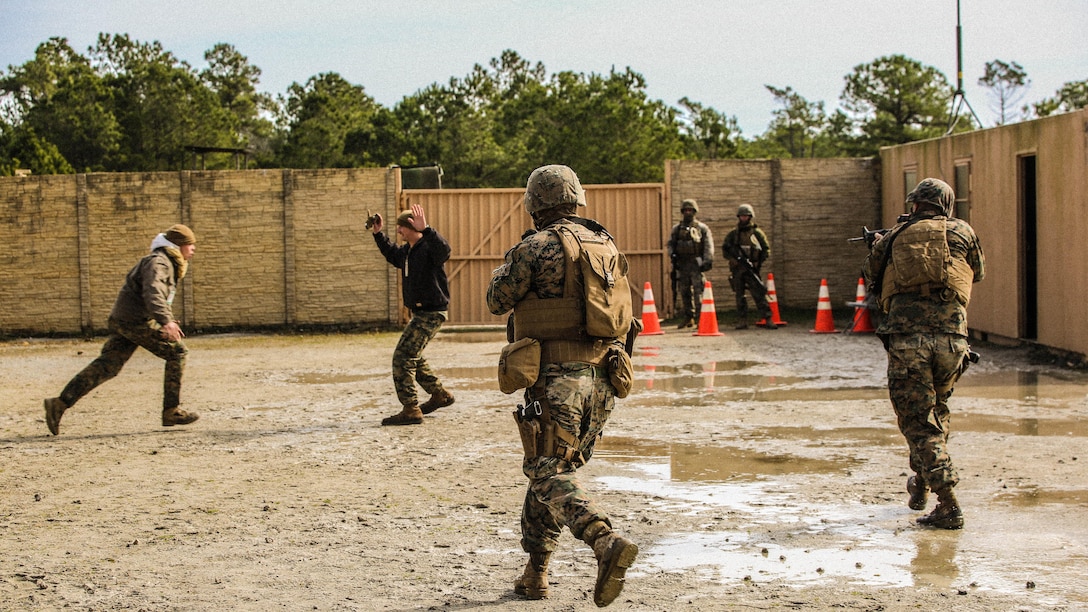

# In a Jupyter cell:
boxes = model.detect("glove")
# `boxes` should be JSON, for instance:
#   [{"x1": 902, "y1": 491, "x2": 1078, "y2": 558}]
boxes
[{"x1": 700, "y1": 261, "x2": 713, "y2": 272}]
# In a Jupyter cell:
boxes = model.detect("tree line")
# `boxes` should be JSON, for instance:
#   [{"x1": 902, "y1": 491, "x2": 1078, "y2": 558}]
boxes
[{"x1": 2, "y1": 34, "x2": 1085, "y2": 186}]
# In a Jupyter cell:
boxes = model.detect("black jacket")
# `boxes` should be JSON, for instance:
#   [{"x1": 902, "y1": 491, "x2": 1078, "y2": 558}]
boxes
[{"x1": 373, "y1": 227, "x2": 451, "y2": 312}]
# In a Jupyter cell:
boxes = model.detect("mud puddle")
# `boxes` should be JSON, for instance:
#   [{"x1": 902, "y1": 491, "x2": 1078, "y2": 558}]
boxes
[
  {"x1": 272, "y1": 352, "x2": 1088, "y2": 603},
  {"x1": 592, "y1": 361, "x2": 1088, "y2": 604},
  {"x1": 596, "y1": 451, "x2": 1088, "y2": 602}
]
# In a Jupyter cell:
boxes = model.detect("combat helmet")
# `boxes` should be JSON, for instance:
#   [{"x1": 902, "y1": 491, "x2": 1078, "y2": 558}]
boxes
[
  {"x1": 524, "y1": 165, "x2": 586, "y2": 214},
  {"x1": 681, "y1": 199, "x2": 698, "y2": 213},
  {"x1": 906, "y1": 178, "x2": 955, "y2": 216},
  {"x1": 737, "y1": 204, "x2": 755, "y2": 218}
]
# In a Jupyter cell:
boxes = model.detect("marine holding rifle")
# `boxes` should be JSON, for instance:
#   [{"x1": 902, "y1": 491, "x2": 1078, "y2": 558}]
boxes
[
  {"x1": 862, "y1": 177, "x2": 985, "y2": 530},
  {"x1": 667, "y1": 198, "x2": 714, "y2": 329},
  {"x1": 722, "y1": 204, "x2": 776, "y2": 329},
  {"x1": 487, "y1": 165, "x2": 639, "y2": 607}
]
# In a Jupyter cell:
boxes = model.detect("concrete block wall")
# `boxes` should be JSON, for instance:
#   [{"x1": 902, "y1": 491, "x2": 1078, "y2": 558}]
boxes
[
  {"x1": 286, "y1": 169, "x2": 397, "y2": 326},
  {"x1": 0, "y1": 168, "x2": 397, "y2": 335},
  {"x1": 776, "y1": 158, "x2": 882, "y2": 309},
  {"x1": 666, "y1": 158, "x2": 881, "y2": 310},
  {"x1": 2, "y1": 159, "x2": 880, "y2": 335},
  {"x1": 0, "y1": 175, "x2": 82, "y2": 333}
]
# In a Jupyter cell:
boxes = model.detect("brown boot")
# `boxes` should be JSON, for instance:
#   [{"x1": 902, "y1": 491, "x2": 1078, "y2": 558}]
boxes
[
  {"x1": 513, "y1": 551, "x2": 550, "y2": 600},
  {"x1": 381, "y1": 404, "x2": 423, "y2": 426},
  {"x1": 917, "y1": 486, "x2": 963, "y2": 529},
  {"x1": 44, "y1": 397, "x2": 68, "y2": 436},
  {"x1": 162, "y1": 407, "x2": 199, "y2": 427},
  {"x1": 419, "y1": 388, "x2": 455, "y2": 415},
  {"x1": 677, "y1": 318, "x2": 694, "y2": 329},
  {"x1": 907, "y1": 475, "x2": 929, "y2": 511},
  {"x1": 584, "y1": 521, "x2": 638, "y2": 607}
]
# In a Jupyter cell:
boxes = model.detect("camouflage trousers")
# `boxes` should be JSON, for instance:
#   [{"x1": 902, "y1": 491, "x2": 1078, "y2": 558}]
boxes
[
  {"x1": 731, "y1": 271, "x2": 771, "y2": 321},
  {"x1": 674, "y1": 263, "x2": 705, "y2": 320},
  {"x1": 520, "y1": 364, "x2": 617, "y2": 553},
  {"x1": 886, "y1": 333, "x2": 970, "y2": 492},
  {"x1": 60, "y1": 318, "x2": 187, "y2": 410},
  {"x1": 391, "y1": 310, "x2": 447, "y2": 407}
]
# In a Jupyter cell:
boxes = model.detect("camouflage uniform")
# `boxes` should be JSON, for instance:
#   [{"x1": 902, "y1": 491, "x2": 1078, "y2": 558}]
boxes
[
  {"x1": 667, "y1": 200, "x2": 714, "y2": 326},
  {"x1": 390, "y1": 310, "x2": 446, "y2": 407},
  {"x1": 488, "y1": 221, "x2": 620, "y2": 548},
  {"x1": 722, "y1": 211, "x2": 773, "y2": 326},
  {"x1": 45, "y1": 226, "x2": 199, "y2": 434},
  {"x1": 487, "y1": 164, "x2": 637, "y2": 606},
  {"x1": 373, "y1": 218, "x2": 452, "y2": 411},
  {"x1": 864, "y1": 178, "x2": 985, "y2": 527},
  {"x1": 59, "y1": 317, "x2": 187, "y2": 410}
]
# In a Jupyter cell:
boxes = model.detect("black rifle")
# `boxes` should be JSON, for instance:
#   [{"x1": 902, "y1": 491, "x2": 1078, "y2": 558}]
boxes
[
  {"x1": 669, "y1": 256, "x2": 679, "y2": 311},
  {"x1": 727, "y1": 246, "x2": 765, "y2": 289},
  {"x1": 848, "y1": 214, "x2": 911, "y2": 248}
]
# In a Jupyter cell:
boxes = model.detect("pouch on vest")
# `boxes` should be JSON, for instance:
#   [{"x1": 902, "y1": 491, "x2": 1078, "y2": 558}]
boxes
[
  {"x1": 607, "y1": 347, "x2": 634, "y2": 398},
  {"x1": 674, "y1": 226, "x2": 701, "y2": 256},
  {"x1": 889, "y1": 221, "x2": 949, "y2": 289},
  {"x1": 497, "y1": 337, "x2": 541, "y2": 394},
  {"x1": 881, "y1": 219, "x2": 973, "y2": 309},
  {"x1": 556, "y1": 228, "x2": 633, "y2": 339}
]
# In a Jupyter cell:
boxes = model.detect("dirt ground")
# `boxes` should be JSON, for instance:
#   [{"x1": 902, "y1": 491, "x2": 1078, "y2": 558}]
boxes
[{"x1": 2, "y1": 319, "x2": 1087, "y2": 611}]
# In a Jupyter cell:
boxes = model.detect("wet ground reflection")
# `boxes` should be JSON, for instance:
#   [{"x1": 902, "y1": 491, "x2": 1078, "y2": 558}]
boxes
[
  {"x1": 631, "y1": 355, "x2": 1088, "y2": 404},
  {"x1": 288, "y1": 372, "x2": 371, "y2": 384},
  {"x1": 594, "y1": 358, "x2": 1088, "y2": 603},
  {"x1": 273, "y1": 350, "x2": 1087, "y2": 602},
  {"x1": 597, "y1": 456, "x2": 1088, "y2": 602},
  {"x1": 596, "y1": 436, "x2": 863, "y2": 481}
]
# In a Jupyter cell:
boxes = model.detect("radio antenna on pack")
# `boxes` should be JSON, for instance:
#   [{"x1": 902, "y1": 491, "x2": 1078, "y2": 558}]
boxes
[{"x1": 946, "y1": 0, "x2": 982, "y2": 134}]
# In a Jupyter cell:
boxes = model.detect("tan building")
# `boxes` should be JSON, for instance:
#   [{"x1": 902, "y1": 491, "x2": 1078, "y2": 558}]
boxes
[{"x1": 880, "y1": 108, "x2": 1088, "y2": 358}]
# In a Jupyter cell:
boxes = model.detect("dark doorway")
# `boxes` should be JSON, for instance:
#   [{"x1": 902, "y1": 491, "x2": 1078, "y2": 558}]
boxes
[{"x1": 1018, "y1": 155, "x2": 1038, "y2": 340}]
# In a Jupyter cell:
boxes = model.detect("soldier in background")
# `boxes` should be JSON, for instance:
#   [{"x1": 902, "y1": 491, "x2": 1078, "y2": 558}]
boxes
[
  {"x1": 863, "y1": 177, "x2": 985, "y2": 529},
  {"x1": 43, "y1": 225, "x2": 200, "y2": 434},
  {"x1": 487, "y1": 165, "x2": 638, "y2": 607},
  {"x1": 722, "y1": 204, "x2": 776, "y2": 329},
  {"x1": 667, "y1": 199, "x2": 714, "y2": 328},
  {"x1": 370, "y1": 204, "x2": 455, "y2": 425}
]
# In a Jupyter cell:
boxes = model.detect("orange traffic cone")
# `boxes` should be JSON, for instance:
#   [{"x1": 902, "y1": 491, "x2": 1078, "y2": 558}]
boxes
[
  {"x1": 756, "y1": 273, "x2": 788, "y2": 327},
  {"x1": 639, "y1": 281, "x2": 665, "y2": 335},
  {"x1": 809, "y1": 279, "x2": 839, "y2": 333},
  {"x1": 845, "y1": 277, "x2": 876, "y2": 334},
  {"x1": 693, "y1": 281, "x2": 724, "y2": 336}
]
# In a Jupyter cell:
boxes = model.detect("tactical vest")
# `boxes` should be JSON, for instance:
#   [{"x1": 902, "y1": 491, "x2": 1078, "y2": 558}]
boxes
[
  {"x1": 880, "y1": 218, "x2": 974, "y2": 310},
  {"x1": 512, "y1": 224, "x2": 632, "y2": 365},
  {"x1": 736, "y1": 227, "x2": 763, "y2": 260},
  {"x1": 673, "y1": 223, "x2": 703, "y2": 256}
]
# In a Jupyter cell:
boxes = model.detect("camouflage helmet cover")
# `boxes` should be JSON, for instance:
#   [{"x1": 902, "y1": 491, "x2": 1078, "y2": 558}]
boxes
[
  {"x1": 906, "y1": 178, "x2": 955, "y2": 216},
  {"x1": 736, "y1": 204, "x2": 755, "y2": 218},
  {"x1": 524, "y1": 164, "x2": 587, "y2": 214},
  {"x1": 680, "y1": 198, "x2": 698, "y2": 213}
]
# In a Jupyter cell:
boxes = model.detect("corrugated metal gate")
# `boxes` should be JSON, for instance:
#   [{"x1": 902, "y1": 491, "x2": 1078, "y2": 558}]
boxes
[{"x1": 400, "y1": 184, "x2": 668, "y2": 325}]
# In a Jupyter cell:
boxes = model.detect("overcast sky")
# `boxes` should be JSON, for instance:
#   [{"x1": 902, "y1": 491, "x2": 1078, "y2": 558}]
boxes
[{"x1": 2, "y1": 0, "x2": 1086, "y2": 135}]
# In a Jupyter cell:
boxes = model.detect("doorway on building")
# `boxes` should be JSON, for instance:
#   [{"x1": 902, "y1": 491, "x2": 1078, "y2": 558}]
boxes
[{"x1": 1018, "y1": 154, "x2": 1038, "y2": 340}]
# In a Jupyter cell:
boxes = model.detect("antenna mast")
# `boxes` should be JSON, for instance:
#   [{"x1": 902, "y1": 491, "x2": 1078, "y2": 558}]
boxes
[{"x1": 946, "y1": 0, "x2": 982, "y2": 134}]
